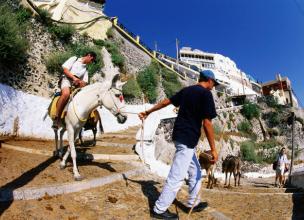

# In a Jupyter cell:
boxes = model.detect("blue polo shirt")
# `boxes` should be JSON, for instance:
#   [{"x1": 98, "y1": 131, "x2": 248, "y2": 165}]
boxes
[{"x1": 170, "y1": 84, "x2": 217, "y2": 148}]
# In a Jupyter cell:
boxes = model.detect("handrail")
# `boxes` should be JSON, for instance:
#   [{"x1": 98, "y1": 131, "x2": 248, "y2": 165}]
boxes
[{"x1": 111, "y1": 18, "x2": 186, "y2": 80}]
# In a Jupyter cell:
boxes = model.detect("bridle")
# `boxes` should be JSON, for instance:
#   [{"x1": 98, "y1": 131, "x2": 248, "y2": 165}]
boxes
[{"x1": 107, "y1": 87, "x2": 126, "y2": 117}]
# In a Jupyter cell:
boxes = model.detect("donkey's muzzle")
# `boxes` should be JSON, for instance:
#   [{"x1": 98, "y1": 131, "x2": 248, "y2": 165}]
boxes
[{"x1": 117, "y1": 113, "x2": 127, "y2": 124}]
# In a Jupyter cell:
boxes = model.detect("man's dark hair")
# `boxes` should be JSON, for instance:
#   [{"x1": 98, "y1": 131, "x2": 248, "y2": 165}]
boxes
[
  {"x1": 198, "y1": 74, "x2": 209, "y2": 82},
  {"x1": 85, "y1": 51, "x2": 97, "y2": 61}
]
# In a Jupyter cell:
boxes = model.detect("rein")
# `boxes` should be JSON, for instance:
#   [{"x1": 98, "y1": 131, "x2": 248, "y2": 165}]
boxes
[{"x1": 71, "y1": 88, "x2": 88, "y2": 123}]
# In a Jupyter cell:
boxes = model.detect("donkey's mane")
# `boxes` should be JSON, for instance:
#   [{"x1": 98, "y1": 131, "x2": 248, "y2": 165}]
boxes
[{"x1": 79, "y1": 81, "x2": 110, "y2": 94}]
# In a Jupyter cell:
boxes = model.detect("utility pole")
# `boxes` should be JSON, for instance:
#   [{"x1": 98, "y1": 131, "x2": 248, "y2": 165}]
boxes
[
  {"x1": 176, "y1": 38, "x2": 180, "y2": 72},
  {"x1": 154, "y1": 41, "x2": 158, "y2": 53}
]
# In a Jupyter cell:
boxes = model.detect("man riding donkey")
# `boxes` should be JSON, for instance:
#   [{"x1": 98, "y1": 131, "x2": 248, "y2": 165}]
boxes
[
  {"x1": 52, "y1": 52, "x2": 97, "y2": 129},
  {"x1": 139, "y1": 70, "x2": 219, "y2": 219}
]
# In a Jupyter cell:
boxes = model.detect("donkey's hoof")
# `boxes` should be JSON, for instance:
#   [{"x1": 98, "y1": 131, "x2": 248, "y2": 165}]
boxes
[
  {"x1": 59, "y1": 164, "x2": 66, "y2": 170},
  {"x1": 74, "y1": 176, "x2": 84, "y2": 181}
]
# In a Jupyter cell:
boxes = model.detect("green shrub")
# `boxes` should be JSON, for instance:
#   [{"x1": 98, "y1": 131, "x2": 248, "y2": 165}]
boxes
[
  {"x1": 0, "y1": 5, "x2": 28, "y2": 65},
  {"x1": 237, "y1": 120, "x2": 252, "y2": 134},
  {"x1": 213, "y1": 123, "x2": 221, "y2": 135},
  {"x1": 122, "y1": 78, "x2": 142, "y2": 100},
  {"x1": 217, "y1": 91, "x2": 223, "y2": 97},
  {"x1": 267, "y1": 128, "x2": 280, "y2": 137},
  {"x1": 227, "y1": 121, "x2": 231, "y2": 130},
  {"x1": 162, "y1": 81, "x2": 181, "y2": 98},
  {"x1": 69, "y1": 43, "x2": 103, "y2": 77},
  {"x1": 241, "y1": 102, "x2": 260, "y2": 120},
  {"x1": 223, "y1": 112, "x2": 227, "y2": 119},
  {"x1": 229, "y1": 113, "x2": 234, "y2": 122},
  {"x1": 36, "y1": 8, "x2": 51, "y2": 24},
  {"x1": 161, "y1": 68, "x2": 182, "y2": 98},
  {"x1": 162, "y1": 68, "x2": 179, "y2": 83},
  {"x1": 48, "y1": 24, "x2": 75, "y2": 43},
  {"x1": 257, "y1": 139, "x2": 280, "y2": 149},
  {"x1": 137, "y1": 63, "x2": 159, "y2": 103},
  {"x1": 230, "y1": 139, "x2": 234, "y2": 150},
  {"x1": 93, "y1": 40, "x2": 125, "y2": 71},
  {"x1": 46, "y1": 44, "x2": 103, "y2": 77},
  {"x1": 264, "y1": 95, "x2": 280, "y2": 109},
  {"x1": 16, "y1": 7, "x2": 32, "y2": 24},
  {"x1": 265, "y1": 111, "x2": 280, "y2": 128},
  {"x1": 240, "y1": 141, "x2": 260, "y2": 163},
  {"x1": 258, "y1": 148, "x2": 277, "y2": 163},
  {"x1": 45, "y1": 51, "x2": 73, "y2": 75}
]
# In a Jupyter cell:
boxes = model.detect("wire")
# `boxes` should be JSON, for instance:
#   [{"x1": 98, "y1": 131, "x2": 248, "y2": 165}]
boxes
[{"x1": 25, "y1": 0, "x2": 110, "y2": 25}]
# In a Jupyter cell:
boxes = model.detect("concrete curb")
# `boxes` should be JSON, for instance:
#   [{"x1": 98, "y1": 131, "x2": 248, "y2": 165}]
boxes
[
  {"x1": 95, "y1": 141, "x2": 134, "y2": 148},
  {"x1": 200, "y1": 188, "x2": 304, "y2": 196},
  {"x1": 2, "y1": 143, "x2": 139, "y2": 161},
  {"x1": 205, "y1": 207, "x2": 231, "y2": 220},
  {"x1": 0, "y1": 168, "x2": 147, "y2": 202},
  {"x1": 100, "y1": 134, "x2": 136, "y2": 139}
]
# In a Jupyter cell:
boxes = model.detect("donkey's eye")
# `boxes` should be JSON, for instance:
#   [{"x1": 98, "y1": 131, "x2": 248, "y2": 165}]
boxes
[{"x1": 115, "y1": 94, "x2": 120, "y2": 98}]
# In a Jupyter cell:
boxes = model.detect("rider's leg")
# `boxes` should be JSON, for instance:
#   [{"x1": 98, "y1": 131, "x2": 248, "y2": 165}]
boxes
[{"x1": 54, "y1": 87, "x2": 70, "y2": 128}]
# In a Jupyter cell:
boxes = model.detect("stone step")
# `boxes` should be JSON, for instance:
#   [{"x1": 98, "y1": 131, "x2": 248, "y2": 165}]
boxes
[
  {"x1": 99, "y1": 133, "x2": 136, "y2": 139},
  {"x1": 1, "y1": 144, "x2": 139, "y2": 161},
  {"x1": 95, "y1": 141, "x2": 134, "y2": 148},
  {"x1": 0, "y1": 168, "x2": 147, "y2": 201}
]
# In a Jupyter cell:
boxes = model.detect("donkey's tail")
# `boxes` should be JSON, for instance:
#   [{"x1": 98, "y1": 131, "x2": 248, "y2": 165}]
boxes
[{"x1": 43, "y1": 110, "x2": 48, "y2": 121}]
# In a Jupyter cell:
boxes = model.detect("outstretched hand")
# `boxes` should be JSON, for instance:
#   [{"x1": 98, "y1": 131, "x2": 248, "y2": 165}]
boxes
[
  {"x1": 210, "y1": 149, "x2": 218, "y2": 164},
  {"x1": 138, "y1": 111, "x2": 149, "y2": 121}
]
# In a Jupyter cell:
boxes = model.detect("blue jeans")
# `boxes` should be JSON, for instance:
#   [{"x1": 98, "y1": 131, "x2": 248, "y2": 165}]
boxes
[{"x1": 153, "y1": 141, "x2": 202, "y2": 213}]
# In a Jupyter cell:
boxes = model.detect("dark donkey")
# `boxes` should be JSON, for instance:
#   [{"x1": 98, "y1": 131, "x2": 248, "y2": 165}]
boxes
[
  {"x1": 222, "y1": 155, "x2": 241, "y2": 187},
  {"x1": 198, "y1": 150, "x2": 216, "y2": 189},
  {"x1": 79, "y1": 109, "x2": 103, "y2": 146}
]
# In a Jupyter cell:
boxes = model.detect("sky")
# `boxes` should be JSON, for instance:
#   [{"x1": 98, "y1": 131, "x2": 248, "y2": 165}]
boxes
[{"x1": 105, "y1": 0, "x2": 304, "y2": 106}]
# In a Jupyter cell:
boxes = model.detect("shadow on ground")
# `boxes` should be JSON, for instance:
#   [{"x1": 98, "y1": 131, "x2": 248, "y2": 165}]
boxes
[{"x1": 0, "y1": 156, "x2": 58, "y2": 216}]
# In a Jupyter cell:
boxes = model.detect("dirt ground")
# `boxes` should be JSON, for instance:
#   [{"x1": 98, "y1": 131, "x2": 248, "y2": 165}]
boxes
[
  {"x1": 0, "y1": 147, "x2": 136, "y2": 188},
  {"x1": 1, "y1": 138, "x2": 304, "y2": 220},
  {"x1": 3, "y1": 139, "x2": 135, "y2": 155},
  {"x1": 1, "y1": 174, "x2": 303, "y2": 220}
]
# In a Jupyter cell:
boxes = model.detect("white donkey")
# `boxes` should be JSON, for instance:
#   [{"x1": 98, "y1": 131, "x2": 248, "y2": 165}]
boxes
[{"x1": 47, "y1": 74, "x2": 127, "y2": 180}]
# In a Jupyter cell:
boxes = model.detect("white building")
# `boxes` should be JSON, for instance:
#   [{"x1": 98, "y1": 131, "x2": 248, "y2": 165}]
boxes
[{"x1": 179, "y1": 47, "x2": 261, "y2": 96}]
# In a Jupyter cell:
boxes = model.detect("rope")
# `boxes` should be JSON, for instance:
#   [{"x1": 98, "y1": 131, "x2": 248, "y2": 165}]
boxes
[
  {"x1": 140, "y1": 95, "x2": 146, "y2": 164},
  {"x1": 187, "y1": 122, "x2": 227, "y2": 219},
  {"x1": 71, "y1": 89, "x2": 87, "y2": 122}
]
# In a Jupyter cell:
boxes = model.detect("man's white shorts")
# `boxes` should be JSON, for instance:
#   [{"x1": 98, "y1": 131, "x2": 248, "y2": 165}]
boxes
[{"x1": 61, "y1": 77, "x2": 72, "y2": 89}]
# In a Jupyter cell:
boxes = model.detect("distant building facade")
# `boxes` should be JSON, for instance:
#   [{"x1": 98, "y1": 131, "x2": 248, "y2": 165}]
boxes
[
  {"x1": 261, "y1": 74, "x2": 298, "y2": 107},
  {"x1": 179, "y1": 47, "x2": 262, "y2": 96}
]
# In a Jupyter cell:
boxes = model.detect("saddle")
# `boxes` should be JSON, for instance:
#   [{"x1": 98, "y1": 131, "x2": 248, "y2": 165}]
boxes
[{"x1": 48, "y1": 90, "x2": 97, "y2": 122}]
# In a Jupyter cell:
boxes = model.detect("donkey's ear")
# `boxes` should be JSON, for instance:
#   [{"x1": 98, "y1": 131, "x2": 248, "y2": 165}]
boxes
[
  {"x1": 111, "y1": 74, "x2": 120, "y2": 87},
  {"x1": 116, "y1": 81, "x2": 127, "y2": 90}
]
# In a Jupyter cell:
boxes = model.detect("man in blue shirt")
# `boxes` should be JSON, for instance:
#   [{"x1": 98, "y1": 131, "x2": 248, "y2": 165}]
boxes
[{"x1": 139, "y1": 70, "x2": 219, "y2": 219}]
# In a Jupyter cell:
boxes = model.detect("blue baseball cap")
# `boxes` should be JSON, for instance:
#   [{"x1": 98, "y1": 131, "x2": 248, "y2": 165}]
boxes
[{"x1": 199, "y1": 70, "x2": 220, "y2": 86}]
